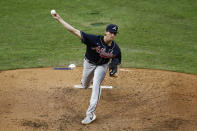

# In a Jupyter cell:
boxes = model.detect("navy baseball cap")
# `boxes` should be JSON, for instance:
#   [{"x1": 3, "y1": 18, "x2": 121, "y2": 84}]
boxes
[{"x1": 106, "y1": 24, "x2": 118, "y2": 33}]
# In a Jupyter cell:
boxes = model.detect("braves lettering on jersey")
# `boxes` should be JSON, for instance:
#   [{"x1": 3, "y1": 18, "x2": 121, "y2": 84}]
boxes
[{"x1": 80, "y1": 31, "x2": 121, "y2": 65}]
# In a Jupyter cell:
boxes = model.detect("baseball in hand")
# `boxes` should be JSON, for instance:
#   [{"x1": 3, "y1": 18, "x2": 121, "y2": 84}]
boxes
[{"x1": 51, "y1": 9, "x2": 56, "y2": 15}]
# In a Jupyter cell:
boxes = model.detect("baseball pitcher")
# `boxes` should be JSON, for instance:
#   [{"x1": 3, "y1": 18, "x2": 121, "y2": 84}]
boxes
[{"x1": 51, "y1": 11, "x2": 121, "y2": 124}]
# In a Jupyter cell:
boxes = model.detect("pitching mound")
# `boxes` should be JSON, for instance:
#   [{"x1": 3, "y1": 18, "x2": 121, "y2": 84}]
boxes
[{"x1": 0, "y1": 67, "x2": 197, "y2": 130}]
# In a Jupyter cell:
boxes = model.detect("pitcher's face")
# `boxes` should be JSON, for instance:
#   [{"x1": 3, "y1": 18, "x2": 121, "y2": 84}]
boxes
[{"x1": 105, "y1": 31, "x2": 117, "y2": 41}]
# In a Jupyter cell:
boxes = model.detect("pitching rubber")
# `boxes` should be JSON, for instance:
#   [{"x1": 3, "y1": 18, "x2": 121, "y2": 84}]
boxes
[{"x1": 74, "y1": 85, "x2": 113, "y2": 89}]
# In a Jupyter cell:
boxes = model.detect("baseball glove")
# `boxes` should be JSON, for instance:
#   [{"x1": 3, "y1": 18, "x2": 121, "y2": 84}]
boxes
[{"x1": 109, "y1": 58, "x2": 119, "y2": 77}]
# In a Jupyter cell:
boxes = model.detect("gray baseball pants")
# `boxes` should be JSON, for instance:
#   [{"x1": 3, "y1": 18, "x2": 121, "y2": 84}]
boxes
[{"x1": 81, "y1": 58, "x2": 108, "y2": 117}]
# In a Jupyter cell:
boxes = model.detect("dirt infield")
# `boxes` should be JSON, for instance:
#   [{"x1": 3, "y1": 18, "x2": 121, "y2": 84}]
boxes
[{"x1": 0, "y1": 67, "x2": 197, "y2": 131}]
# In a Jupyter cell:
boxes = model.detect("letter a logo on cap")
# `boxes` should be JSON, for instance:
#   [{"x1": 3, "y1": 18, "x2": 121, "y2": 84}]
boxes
[
  {"x1": 106, "y1": 24, "x2": 118, "y2": 33},
  {"x1": 112, "y1": 26, "x2": 117, "y2": 31}
]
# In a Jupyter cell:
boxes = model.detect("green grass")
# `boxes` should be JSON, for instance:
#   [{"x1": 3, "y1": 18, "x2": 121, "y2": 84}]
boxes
[{"x1": 0, "y1": 0, "x2": 197, "y2": 74}]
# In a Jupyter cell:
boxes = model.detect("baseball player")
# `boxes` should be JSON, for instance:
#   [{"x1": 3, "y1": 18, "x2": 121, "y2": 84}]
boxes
[{"x1": 51, "y1": 11, "x2": 121, "y2": 124}]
